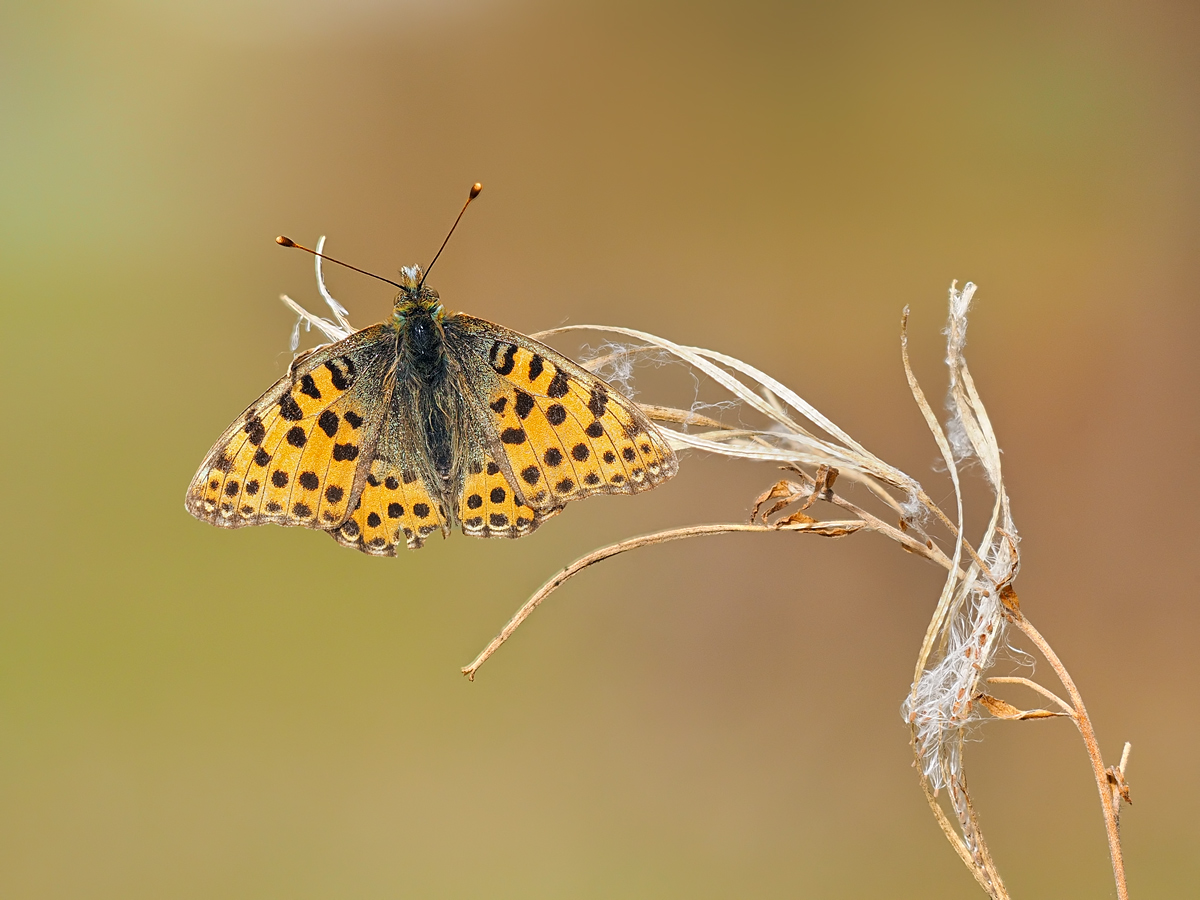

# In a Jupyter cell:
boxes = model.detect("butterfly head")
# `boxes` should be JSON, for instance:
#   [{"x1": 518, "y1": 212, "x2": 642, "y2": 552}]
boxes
[{"x1": 392, "y1": 265, "x2": 446, "y2": 322}]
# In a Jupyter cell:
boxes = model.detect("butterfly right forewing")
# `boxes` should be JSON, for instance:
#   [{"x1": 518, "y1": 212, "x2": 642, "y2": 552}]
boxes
[{"x1": 444, "y1": 315, "x2": 678, "y2": 518}]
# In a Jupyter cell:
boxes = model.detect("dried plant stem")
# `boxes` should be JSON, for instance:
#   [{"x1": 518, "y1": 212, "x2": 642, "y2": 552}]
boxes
[
  {"x1": 1007, "y1": 610, "x2": 1129, "y2": 900},
  {"x1": 461, "y1": 520, "x2": 861, "y2": 680},
  {"x1": 918, "y1": 775, "x2": 1010, "y2": 899},
  {"x1": 289, "y1": 262, "x2": 1128, "y2": 896}
]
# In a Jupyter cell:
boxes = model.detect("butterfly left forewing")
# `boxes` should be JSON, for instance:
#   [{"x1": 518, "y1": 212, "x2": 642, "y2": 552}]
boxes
[
  {"x1": 186, "y1": 325, "x2": 392, "y2": 530},
  {"x1": 444, "y1": 316, "x2": 678, "y2": 515}
]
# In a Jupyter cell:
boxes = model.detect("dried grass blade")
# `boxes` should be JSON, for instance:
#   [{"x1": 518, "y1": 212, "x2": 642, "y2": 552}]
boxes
[{"x1": 900, "y1": 307, "x2": 965, "y2": 686}]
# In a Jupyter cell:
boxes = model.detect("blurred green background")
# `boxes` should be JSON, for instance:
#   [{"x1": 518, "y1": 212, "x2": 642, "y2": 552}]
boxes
[{"x1": 2, "y1": 1, "x2": 1197, "y2": 896}]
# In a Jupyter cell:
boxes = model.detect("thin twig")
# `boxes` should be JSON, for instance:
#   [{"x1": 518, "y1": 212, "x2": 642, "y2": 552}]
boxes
[
  {"x1": 1007, "y1": 611, "x2": 1129, "y2": 900},
  {"x1": 462, "y1": 520, "x2": 862, "y2": 680},
  {"x1": 1111, "y1": 741, "x2": 1133, "y2": 826}
]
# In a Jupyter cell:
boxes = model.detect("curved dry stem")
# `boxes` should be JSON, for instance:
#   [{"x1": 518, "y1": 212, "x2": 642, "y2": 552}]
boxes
[
  {"x1": 462, "y1": 520, "x2": 863, "y2": 680},
  {"x1": 917, "y1": 774, "x2": 1008, "y2": 899},
  {"x1": 1007, "y1": 611, "x2": 1129, "y2": 900}
]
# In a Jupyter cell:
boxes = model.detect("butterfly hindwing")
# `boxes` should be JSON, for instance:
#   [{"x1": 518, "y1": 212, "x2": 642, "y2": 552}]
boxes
[
  {"x1": 444, "y1": 316, "x2": 678, "y2": 514},
  {"x1": 186, "y1": 326, "x2": 392, "y2": 530},
  {"x1": 456, "y1": 445, "x2": 563, "y2": 539},
  {"x1": 331, "y1": 384, "x2": 452, "y2": 555}
]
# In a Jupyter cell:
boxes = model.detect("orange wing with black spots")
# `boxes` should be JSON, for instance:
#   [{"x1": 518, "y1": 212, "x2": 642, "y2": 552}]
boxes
[
  {"x1": 185, "y1": 325, "x2": 392, "y2": 531},
  {"x1": 331, "y1": 384, "x2": 452, "y2": 555},
  {"x1": 445, "y1": 317, "x2": 678, "y2": 521},
  {"x1": 456, "y1": 448, "x2": 563, "y2": 540},
  {"x1": 188, "y1": 286, "x2": 679, "y2": 553}
]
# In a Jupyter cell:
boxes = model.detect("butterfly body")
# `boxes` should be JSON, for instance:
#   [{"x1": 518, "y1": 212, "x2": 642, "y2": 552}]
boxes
[{"x1": 186, "y1": 270, "x2": 678, "y2": 556}]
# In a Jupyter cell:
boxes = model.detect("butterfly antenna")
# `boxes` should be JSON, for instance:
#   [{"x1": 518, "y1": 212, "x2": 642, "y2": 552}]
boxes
[
  {"x1": 419, "y1": 182, "x2": 482, "y2": 288},
  {"x1": 275, "y1": 236, "x2": 405, "y2": 290}
]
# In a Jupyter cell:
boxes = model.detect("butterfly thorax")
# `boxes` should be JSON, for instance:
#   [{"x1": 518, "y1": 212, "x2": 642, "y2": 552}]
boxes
[
  {"x1": 392, "y1": 286, "x2": 449, "y2": 386},
  {"x1": 389, "y1": 284, "x2": 463, "y2": 483}
]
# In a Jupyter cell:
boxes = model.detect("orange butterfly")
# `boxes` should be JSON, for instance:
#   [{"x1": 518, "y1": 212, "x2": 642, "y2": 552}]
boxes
[{"x1": 185, "y1": 186, "x2": 677, "y2": 555}]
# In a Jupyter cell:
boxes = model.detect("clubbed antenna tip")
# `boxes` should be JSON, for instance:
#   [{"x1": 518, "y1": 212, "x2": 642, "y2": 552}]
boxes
[
  {"x1": 275, "y1": 235, "x2": 403, "y2": 290},
  {"x1": 420, "y1": 182, "x2": 483, "y2": 288}
]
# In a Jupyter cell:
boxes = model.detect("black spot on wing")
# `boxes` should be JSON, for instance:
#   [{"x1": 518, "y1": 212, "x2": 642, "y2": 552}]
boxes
[
  {"x1": 299, "y1": 373, "x2": 321, "y2": 399},
  {"x1": 318, "y1": 410, "x2": 339, "y2": 438},
  {"x1": 325, "y1": 357, "x2": 356, "y2": 391},
  {"x1": 588, "y1": 387, "x2": 608, "y2": 417},
  {"x1": 489, "y1": 342, "x2": 517, "y2": 375},
  {"x1": 244, "y1": 415, "x2": 266, "y2": 445},
  {"x1": 528, "y1": 354, "x2": 544, "y2": 382},
  {"x1": 279, "y1": 394, "x2": 303, "y2": 421},
  {"x1": 343, "y1": 410, "x2": 363, "y2": 429},
  {"x1": 514, "y1": 390, "x2": 535, "y2": 419},
  {"x1": 547, "y1": 371, "x2": 570, "y2": 398}
]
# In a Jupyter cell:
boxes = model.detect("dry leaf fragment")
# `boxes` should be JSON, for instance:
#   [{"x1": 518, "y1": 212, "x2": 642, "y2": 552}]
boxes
[
  {"x1": 751, "y1": 480, "x2": 799, "y2": 523},
  {"x1": 780, "y1": 519, "x2": 864, "y2": 537},
  {"x1": 975, "y1": 693, "x2": 1065, "y2": 720},
  {"x1": 778, "y1": 511, "x2": 817, "y2": 526},
  {"x1": 1106, "y1": 766, "x2": 1132, "y2": 805},
  {"x1": 999, "y1": 584, "x2": 1020, "y2": 612}
]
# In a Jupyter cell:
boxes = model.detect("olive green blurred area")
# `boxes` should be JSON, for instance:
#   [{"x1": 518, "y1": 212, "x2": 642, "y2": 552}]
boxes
[{"x1": 2, "y1": 1, "x2": 1197, "y2": 896}]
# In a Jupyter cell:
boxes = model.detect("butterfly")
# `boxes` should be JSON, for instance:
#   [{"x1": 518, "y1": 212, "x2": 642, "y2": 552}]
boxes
[{"x1": 184, "y1": 211, "x2": 678, "y2": 557}]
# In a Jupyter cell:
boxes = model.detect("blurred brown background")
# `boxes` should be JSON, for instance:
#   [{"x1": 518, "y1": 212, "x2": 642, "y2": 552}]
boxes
[{"x1": 2, "y1": 1, "x2": 1197, "y2": 896}]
